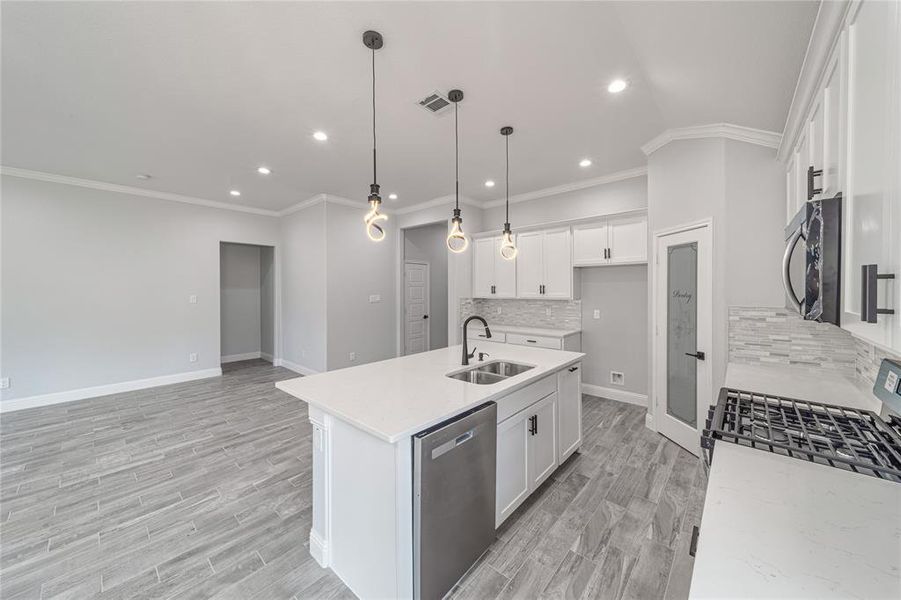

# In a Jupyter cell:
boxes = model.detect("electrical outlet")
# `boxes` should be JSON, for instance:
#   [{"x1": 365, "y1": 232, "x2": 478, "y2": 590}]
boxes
[
  {"x1": 610, "y1": 371, "x2": 624, "y2": 386},
  {"x1": 189, "y1": 353, "x2": 198, "y2": 363},
  {"x1": 545, "y1": 307, "x2": 552, "y2": 317},
  {"x1": 0, "y1": 377, "x2": 9, "y2": 390},
  {"x1": 496, "y1": 307, "x2": 502, "y2": 315},
  {"x1": 369, "y1": 294, "x2": 381, "y2": 303},
  {"x1": 188, "y1": 294, "x2": 197, "y2": 304},
  {"x1": 593, "y1": 309, "x2": 601, "y2": 320},
  {"x1": 349, "y1": 352, "x2": 356, "y2": 362},
  {"x1": 302, "y1": 349, "x2": 307, "y2": 358}
]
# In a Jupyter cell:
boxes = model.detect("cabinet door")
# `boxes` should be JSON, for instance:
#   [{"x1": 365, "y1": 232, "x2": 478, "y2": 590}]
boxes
[
  {"x1": 557, "y1": 364, "x2": 582, "y2": 463},
  {"x1": 493, "y1": 237, "x2": 517, "y2": 298},
  {"x1": 496, "y1": 410, "x2": 530, "y2": 527},
  {"x1": 542, "y1": 229, "x2": 573, "y2": 298},
  {"x1": 516, "y1": 231, "x2": 544, "y2": 298},
  {"x1": 527, "y1": 393, "x2": 558, "y2": 489},
  {"x1": 608, "y1": 215, "x2": 648, "y2": 264},
  {"x1": 822, "y1": 51, "x2": 843, "y2": 198},
  {"x1": 472, "y1": 237, "x2": 495, "y2": 298},
  {"x1": 842, "y1": 0, "x2": 900, "y2": 350},
  {"x1": 573, "y1": 222, "x2": 608, "y2": 266}
]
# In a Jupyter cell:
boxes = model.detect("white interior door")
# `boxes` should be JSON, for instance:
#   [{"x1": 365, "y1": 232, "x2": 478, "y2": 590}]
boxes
[
  {"x1": 404, "y1": 261, "x2": 430, "y2": 355},
  {"x1": 654, "y1": 223, "x2": 712, "y2": 456}
]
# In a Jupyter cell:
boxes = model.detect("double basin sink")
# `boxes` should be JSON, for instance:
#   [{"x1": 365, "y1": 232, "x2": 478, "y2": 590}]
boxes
[{"x1": 447, "y1": 360, "x2": 535, "y2": 385}]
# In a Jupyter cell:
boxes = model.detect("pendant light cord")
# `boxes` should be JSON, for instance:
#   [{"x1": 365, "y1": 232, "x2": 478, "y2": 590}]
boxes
[
  {"x1": 371, "y1": 47, "x2": 377, "y2": 185},
  {"x1": 454, "y1": 100, "x2": 459, "y2": 210},
  {"x1": 505, "y1": 134, "x2": 510, "y2": 223}
]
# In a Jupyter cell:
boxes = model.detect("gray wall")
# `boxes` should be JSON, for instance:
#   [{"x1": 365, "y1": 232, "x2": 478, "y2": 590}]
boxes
[
  {"x1": 1, "y1": 175, "x2": 279, "y2": 401},
  {"x1": 220, "y1": 243, "x2": 262, "y2": 358},
  {"x1": 580, "y1": 266, "x2": 649, "y2": 395},
  {"x1": 403, "y1": 223, "x2": 449, "y2": 349},
  {"x1": 325, "y1": 202, "x2": 397, "y2": 370},
  {"x1": 280, "y1": 202, "x2": 327, "y2": 373},
  {"x1": 479, "y1": 176, "x2": 647, "y2": 231},
  {"x1": 260, "y1": 246, "x2": 275, "y2": 359}
]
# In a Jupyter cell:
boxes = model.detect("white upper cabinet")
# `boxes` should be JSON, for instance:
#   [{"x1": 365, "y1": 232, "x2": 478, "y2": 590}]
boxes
[
  {"x1": 573, "y1": 213, "x2": 648, "y2": 266},
  {"x1": 472, "y1": 236, "x2": 516, "y2": 298},
  {"x1": 516, "y1": 228, "x2": 573, "y2": 299},
  {"x1": 841, "y1": 0, "x2": 901, "y2": 350}
]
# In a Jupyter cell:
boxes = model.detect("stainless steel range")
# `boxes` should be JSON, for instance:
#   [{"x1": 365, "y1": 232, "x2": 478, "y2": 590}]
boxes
[{"x1": 702, "y1": 359, "x2": 901, "y2": 483}]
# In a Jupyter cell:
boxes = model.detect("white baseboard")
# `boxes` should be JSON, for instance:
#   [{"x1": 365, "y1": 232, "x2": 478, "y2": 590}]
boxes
[
  {"x1": 645, "y1": 412, "x2": 655, "y2": 431},
  {"x1": 582, "y1": 383, "x2": 648, "y2": 407},
  {"x1": 309, "y1": 529, "x2": 329, "y2": 567},
  {"x1": 0, "y1": 368, "x2": 223, "y2": 413},
  {"x1": 220, "y1": 351, "x2": 261, "y2": 363},
  {"x1": 260, "y1": 352, "x2": 274, "y2": 363},
  {"x1": 274, "y1": 358, "x2": 319, "y2": 376}
]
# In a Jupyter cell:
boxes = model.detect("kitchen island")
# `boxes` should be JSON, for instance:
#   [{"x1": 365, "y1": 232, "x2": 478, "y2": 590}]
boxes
[{"x1": 275, "y1": 341, "x2": 584, "y2": 599}]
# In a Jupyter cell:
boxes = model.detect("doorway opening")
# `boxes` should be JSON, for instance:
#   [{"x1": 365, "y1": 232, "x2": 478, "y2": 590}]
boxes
[
  {"x1": 219, "y1": 242, "x2": 276, "y2": 365},
  {"x1": 403, "y1": 223, "x2": 449, "y2": 355}
]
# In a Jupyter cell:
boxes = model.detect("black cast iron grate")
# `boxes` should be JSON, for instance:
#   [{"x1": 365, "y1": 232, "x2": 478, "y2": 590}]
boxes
[{"x1": 702, "y1": 388, "x2": 901, "y2": 483}]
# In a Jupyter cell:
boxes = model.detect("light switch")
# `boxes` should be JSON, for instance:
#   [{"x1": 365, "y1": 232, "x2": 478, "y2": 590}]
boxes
[
  {"x1": 593, "y1": 309, "x2": 601, "y2": 320},
  {"x1": 369, "y1": 294, "x2": 381, "y2": 303},
  {"x1": 0, "y1": 377, "x2": 9, "y2": 389},
  {"x1": 189, "y1": 353, "x2": 198, "y2": 363},
  {"x1": 189, "y1": 295, "x2": 197, "y2": 304}
]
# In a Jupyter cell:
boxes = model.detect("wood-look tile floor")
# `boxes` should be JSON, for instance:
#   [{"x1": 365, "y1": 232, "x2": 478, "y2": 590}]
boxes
[{"x1": 0, "y1": 360, "x2": 706, "y2": 600}]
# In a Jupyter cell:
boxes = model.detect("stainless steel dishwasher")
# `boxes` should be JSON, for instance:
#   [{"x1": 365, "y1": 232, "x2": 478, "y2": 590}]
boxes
[{"x1": 413, "y1": 402, "x2": 497, "y2": 600}]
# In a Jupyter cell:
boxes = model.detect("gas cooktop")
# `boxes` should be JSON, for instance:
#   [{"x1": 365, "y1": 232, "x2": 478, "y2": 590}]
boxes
[{"x1": 702, "y1": 388, "x2": 901, "y2": 483}]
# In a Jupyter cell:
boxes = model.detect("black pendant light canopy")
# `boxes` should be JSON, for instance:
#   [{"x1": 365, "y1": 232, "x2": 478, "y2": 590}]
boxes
[
  {"x1": 499, "y1": 126, "x2": 517, "y2": 260},
  {"x1": 363, "y1": 30, "x2": 387, "y2": 242},
  {"x1": 446, "y1": 89, "x2": 469, "y2": 253}
]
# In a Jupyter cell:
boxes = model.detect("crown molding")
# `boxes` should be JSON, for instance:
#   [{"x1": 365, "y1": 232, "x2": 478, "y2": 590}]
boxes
[
  {"x1": 480, "y1": 166, "x2": 648, "y2": 209},
  {"x1": 393, "y1": 194, "x2": 481, "y2": 216},
  {"x1": 641, "y1": 123, "x2": 782, "y2": 156},
  {"x1": 277, "y1": 193, "x2": 327, "y2": 216},
  {"x1": 0, "y1": 166, "x2": 283, "y2": 217},
  {"x1": 776, "y1": 0, "x2": 852, "y2": 162}
]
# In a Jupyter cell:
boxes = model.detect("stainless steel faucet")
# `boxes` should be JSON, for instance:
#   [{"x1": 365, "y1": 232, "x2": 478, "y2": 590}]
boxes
[{"x1": 462, "y1": 316, "x2": 491, "y2": 365}]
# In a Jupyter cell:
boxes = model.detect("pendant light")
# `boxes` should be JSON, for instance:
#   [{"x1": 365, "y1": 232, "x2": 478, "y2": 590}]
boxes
[
  {"x1": 363, "y1": 30, "x2": 387, "y2": 242},
  {"x1": 446, "y1": 89, "x2": 469, "y2": 253},
  {"x1": 499, "y1": 126, "x2": 517, "y2": 260}
]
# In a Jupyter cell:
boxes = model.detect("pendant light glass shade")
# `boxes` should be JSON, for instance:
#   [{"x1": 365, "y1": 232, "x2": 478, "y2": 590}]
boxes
[
  {"x1": 446, "y1": 89, "x2": 468, "y2": 253},
  {"x1": 499, "y1": 126, "x2": 517, "y2": 260},
  {"x1": 363, "y1": 30, "x2": 387, "y2": 242}
]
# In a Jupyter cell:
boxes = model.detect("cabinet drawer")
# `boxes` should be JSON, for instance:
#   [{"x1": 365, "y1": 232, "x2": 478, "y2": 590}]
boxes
[
  {"x1": 496, "y1": 375, "x2": 556, "y2": 423},
  {"x1": 474, "y1": 331, "x2": 505, "y2": 343},
  {"x1": 506, "y1": 333, "x2": 562, "y2": 349}
]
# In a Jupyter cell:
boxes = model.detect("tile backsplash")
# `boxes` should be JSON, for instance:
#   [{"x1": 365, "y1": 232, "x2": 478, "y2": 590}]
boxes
[
  {"x1": 728, "y1": 306, "x2": 901, "y2": 389},
  {"x1": 460, "y1": 298, "x2": 582, "y2": 330}
]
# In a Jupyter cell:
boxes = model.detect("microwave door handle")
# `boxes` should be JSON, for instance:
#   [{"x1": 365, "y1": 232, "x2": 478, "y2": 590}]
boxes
[{"x1": 783, "y1": 225, "x2": 805, "y2": 315}]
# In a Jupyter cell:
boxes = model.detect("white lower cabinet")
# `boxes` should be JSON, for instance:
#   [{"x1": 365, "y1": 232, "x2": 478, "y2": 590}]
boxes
[
  {"x1": 495, "y1": 366, "x2": 581, "y2": 527},
  {"x1": 557, "y1": 363, "x2": 582, "y2": 463}
]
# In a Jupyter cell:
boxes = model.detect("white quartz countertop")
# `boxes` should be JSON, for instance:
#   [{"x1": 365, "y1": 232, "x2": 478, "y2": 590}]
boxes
[
  {"x1": 487, "y1": 325, "x2": 582, "y2": 338},
  {"x1": 275, "y1": 342, "x2": 584, "y2": 443},
  {"x1": 689, "y1": 442, "x2": 901, "y2": 599},
  {"x1": 725, "y1": 362, "x2": 880, "y2": 412}
]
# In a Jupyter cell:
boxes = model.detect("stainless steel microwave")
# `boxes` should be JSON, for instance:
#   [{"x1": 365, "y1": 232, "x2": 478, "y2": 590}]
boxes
[{"x1": 783, "y1": 194, "x2": 842, "y2": 325}]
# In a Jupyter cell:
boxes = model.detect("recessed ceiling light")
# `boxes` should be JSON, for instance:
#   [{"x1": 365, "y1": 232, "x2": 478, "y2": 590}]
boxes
[
  {"x1": 579, "y1": 159, "x2": 592, "y2": 168},
  {"x1": 136, "y1": 173, "x2": 151, "y2": 180},
  {"x1": 608, "y1": 79, "x2": 628, "y2": 94},
  {"x1": 229, "y1": 190, "x2": 241, "y2": 197},
  {"x1": 388, "y1": 193, "x2": 398, "y2": 200},
  {"x1": 484, "y1": 180, "x2": 495, "y2": 188},
  {"x1": 257, "y1": 166, "x2": 271, "y2": 175},
  {"x1": 313, "y1": 131, "x2": 328, "y2": 142}
]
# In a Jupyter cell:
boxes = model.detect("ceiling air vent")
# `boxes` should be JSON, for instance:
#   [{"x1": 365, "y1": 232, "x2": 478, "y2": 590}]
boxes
[{"x1": 418, "y1": 91, "x2": 452, "y2": 115}]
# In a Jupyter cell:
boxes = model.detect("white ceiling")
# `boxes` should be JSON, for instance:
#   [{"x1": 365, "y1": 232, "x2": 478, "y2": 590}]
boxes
[{"x1": 1, "y1": 1, "x2": 818, "y2": 212}]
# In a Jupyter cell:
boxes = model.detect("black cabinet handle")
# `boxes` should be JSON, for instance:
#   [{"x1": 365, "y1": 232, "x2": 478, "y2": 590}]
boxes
[
  {"x1": 603, "y1": 248, "x2": 608, "y2": 259},
  {"x1": 807, "y1": 165, "x2": 823, "y2": 200},
  {"x1": 534, "y1": 415, "x2": 538, "y2": 436},
  {"x1": 608, "y1": 247, "x2": 612, "y2": 259},
  {"x1": 685, "y1": 351, "x2": 705, "y2": 361},
  {"x1": 861, "y1": 264, "x2": 896, "y2": 323},
  {"x1": 689, "y1": 526, "x2": 700, "y2": 557},
  {"x1": 528, "y1": 415, "x2": 537, "y2": 435},
  {"x1": 422, "y1": 315, "x2": 429, "y2": 320},
  {"x1": 491, "y1": 284, "x2": 496, "y2": 294},
  {"x1": 526, "y1": 339, "x2": 537, "y2": 344},
  {"x1": 568, "y1": 366, "x2": 579, "y2": 372}
]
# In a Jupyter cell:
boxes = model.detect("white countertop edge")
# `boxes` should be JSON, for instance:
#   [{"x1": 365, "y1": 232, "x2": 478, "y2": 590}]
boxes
[
  {"x1": 275, "y1": 350, "x2": 584, "y2": 444},
  {"x1": 471, "y1": 324, "x2": 582, "y2": 338}
]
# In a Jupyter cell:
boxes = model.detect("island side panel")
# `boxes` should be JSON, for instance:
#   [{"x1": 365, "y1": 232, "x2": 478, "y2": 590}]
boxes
[
  {"x1": 328, "y1": 414, "x2": 412, "y2": 599},
  {"x1": 309, "y1": 407, "x2": 330, "y2": 567}
]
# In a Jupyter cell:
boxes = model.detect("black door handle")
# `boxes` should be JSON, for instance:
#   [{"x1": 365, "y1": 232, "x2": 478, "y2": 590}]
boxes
[
  {"x1": 422, "y1": 315, "x2": 429, "y2": 319},
  {"x1": 685, "y1": 351, "x2": 705, "y2": 361},
  {"x1": 689, "y1": 526, "x2": 700, "y2": 557}
]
